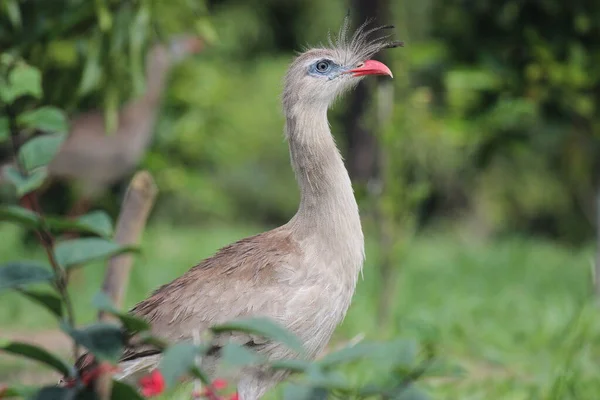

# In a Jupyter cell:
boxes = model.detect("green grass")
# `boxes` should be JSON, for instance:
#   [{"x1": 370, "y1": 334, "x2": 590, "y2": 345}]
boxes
[{"x1": 0, "y1": 222, "x2": 599, "y2": 399}]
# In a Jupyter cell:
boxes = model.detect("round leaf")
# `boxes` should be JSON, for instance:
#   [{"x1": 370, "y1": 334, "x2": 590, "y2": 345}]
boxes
[
  {"x1": 158, "y1": 342, "x2": 202, "y2": 388},
  {"x1": 0, "y1": 205, "x2": 41, "y2": 229},
  {"x1": 0, "y1": 341, "x2": 72, "y2": 377},
  {"x1": 3, "y1": 166, "x2": 48, "y2": 197},
  {"x1": 17, "y1": 107, "x2": 69, "y2": 134},
  {"x1": 17, "y1": 288, "x2": 63, "y2": 318},
  {"x1": 92, "y1": 292, "x2": 150, "y2": 333},
  {"x1": 54, "y1": 238, "x2": 138, "y2": 269},
  {"x1": 18, "y1": 133, "x2": 66, "y2": 172},
  {"x1": 61, "y1": 322, "x2": 124, "y2": 362},
  {"x1": 0, "y1": 262, "x2": 53, "y2": 291},
  {"x1": 212, "y1": 317, "x2": 305, "y2": 354}
]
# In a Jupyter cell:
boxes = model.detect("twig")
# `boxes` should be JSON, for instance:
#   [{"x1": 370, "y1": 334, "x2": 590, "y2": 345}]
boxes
[
  {"x1": 95, "y1": 171, "x2": 157, "y2": 400},
  {"x1": 99, "y1": 170, "x2": 158, "y2": 315},
  {"x1": 5, "y1": 103, "x2": 78, "y2": 359}
]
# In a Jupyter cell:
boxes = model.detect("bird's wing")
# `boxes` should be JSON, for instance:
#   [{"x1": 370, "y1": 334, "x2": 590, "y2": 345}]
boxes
[{"x1": 119, "y1": 228, "x2": 302, "y2": 364}]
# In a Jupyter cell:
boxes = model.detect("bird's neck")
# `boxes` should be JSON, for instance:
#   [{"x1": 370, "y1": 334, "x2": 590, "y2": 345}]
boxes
[{"x1": 285, "y1": 104, "x2": 365, "y2": 268}]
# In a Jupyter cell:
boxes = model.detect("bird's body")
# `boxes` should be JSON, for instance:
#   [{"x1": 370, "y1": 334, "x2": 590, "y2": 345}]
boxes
[{"x1": 76, "y1": 21, "x2": 401, "y2": 400}]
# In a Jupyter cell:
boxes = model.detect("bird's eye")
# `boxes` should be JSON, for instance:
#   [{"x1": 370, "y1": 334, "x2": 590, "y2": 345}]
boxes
[{"x1": 315, "y1": 60, "x2": 331, "y2": 73}]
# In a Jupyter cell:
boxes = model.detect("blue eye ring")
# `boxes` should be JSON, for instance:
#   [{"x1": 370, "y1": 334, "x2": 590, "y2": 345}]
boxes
[{"x1": 314, "y1": 59, "x2": 332, "y2": 73}]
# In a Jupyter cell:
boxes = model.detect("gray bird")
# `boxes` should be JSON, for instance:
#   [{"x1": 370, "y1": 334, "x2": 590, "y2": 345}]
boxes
[
  {"x1": 45, "y1": 35, "x2": 203, "y2": 216},
  {"x1": 76, "y1": 21, "x2": 400, "y2": 400}
]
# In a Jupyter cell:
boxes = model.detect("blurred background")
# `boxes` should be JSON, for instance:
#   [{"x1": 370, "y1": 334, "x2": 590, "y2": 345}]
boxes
[{"x1": 1, "y1": 0, "x2": 600, "y2": 398}]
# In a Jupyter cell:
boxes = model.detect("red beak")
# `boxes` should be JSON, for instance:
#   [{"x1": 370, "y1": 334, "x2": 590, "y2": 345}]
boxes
[{"x1": 346, "y1": 59, "x2": 393, "y2": 78}]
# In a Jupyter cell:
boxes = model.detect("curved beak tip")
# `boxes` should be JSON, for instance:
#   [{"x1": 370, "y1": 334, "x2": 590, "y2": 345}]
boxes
[{"x1": 347, "y1": 59, "x2": 393, "y2": 78}]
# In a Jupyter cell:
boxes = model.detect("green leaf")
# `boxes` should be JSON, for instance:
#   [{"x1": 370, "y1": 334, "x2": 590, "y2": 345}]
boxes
[
  {"x1": 0, "y1": 385, "x2": 39, "y2": 398},
  {"x1": 76, "y1": 211, "x2": 113, "y2": 237},
  {"x1": 54, "y1": 238, "x2": 138, "y2": 269},
  {"x1": 3, "y1": 166, "x2": 48, "y2": 197},
  {"x1": 92, "y1": 292, "x2": 150, "y2": 333},
  {"x1": 61, "y1": 322, "x2": 124, "y2": 362},
  {"x1": 45, "y1": 211, "x2": 114, "y2": 238},
  {"x1": 3, "y1": 0, "x2": 22, "y2": 29},
  {"x1": 0, "y1": 117, "x2": 8, "y2": 142},
  {"x1": 17, "y1": 288, "x2": 63, "y2": 318},
  {"x1": 110, "y1": 380, "x2": 144, "y2": 400},
  {"x1": 0, "y1": 64, "x2": 42, "y2": 103},
  {"x1": 0, "y1": 205, "x2": 41, "y2": 229},
  {"x1": 0, "y1": 262, "x2": 53, "y2": 291},
  {"x1": 282, "y1": 384, "x2": 327, "y2": 400},
  {"x1": 269, "y1": 358, "x2": 312, "y2": 373},
  {"x1": 220, "y1": 342, "x2": 264, "y2": 368},
  {"x1": 158, "y1": 342, "x2": 201, "y2": 388},
  {"x1": 393, "y1": 385, "x2": 431, "y2": 400},
  {"x1": 17, "y1": 107, "x2": 69, "y2": 134},
  {"x1": 18, "y1": 133, "x2": 66, "y2": 172},
  {"x1": 0, "y1": 341, "x2": 72, "y2": 377},
  {"x1": 30, "y1": 386, "x2": 76, "y2": 400},
  {"x1": 212, "y1": 317, "x2": 305, "y2": 354}
]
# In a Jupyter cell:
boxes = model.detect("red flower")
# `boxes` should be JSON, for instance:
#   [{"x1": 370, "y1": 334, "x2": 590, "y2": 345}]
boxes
[
  {"x1": 229, "y1": 393, "x2": 239, "y2": 400},
  {"x1": 139, "y1": 370, "x2": 166, "y2": 397},
  {"x1": 212, "y1": 379, "x2": 228, "y2": 390}
]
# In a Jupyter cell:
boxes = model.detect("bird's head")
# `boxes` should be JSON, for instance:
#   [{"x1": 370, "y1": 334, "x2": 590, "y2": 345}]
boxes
[{"x1": 283, "y1": 20, "x2": 403, "y2": 114}]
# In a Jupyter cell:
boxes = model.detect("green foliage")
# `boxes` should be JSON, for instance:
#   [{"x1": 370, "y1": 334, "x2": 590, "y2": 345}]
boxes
[
  {"x1": 0, "y1": 262, "x2": 53, "y2": 290},
  {"x1": 212, "y1": 317, "x2": 306, "y2": 355},
  {"x1": 0, "y1": 341, "x2": 72, "y2": 377},
  {"x1": 92, "y1": 292, "x2": 150, "y2": 333},
  {"x1": 61, "y1": 322, "x2": 124, "y2": 363},
  {"x1": 54, "y1": 238, "x2": 137, "y2": 269}
]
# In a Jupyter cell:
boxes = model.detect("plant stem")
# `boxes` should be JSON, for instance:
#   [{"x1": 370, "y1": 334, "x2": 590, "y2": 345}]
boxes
[{"x1": 5, "y1": 103, "x2": 79, "y2": 360}]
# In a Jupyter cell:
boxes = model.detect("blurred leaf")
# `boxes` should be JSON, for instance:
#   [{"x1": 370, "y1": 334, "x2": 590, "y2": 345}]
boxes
[
  {"x1": 78, "y1": 35, "x2": 102, "y2": 96},
  {"x1": 0, "y1": 205, "x2": 41, "y2": 229},
  {"x1": 3, "y1": 166, "x2": 48, "y2": 197},
  {"x1": 392, "y1": 385, "x2": 431, "y2": 400},
  {"x1": 30, "y1": 386, "x2": 76, "y2": 400},
  {"x1": 0, "y1": 341, "x2": 72, "y2": 376},
  {"x1": 0, "y1": 64, "x2": 42, "y2": 103},
  {"x1": 76, "y1": 211, "x2": 113, "y2": 237},
  {"x1": 212, "y1": 317, "x2": 305, "y2": 354},
  {"x1": 220, "y1": 342, "x2": 264, "y2": 368},
  {"x1": 282, "y1": 384, "x2": 328, "y2": 400},
  {"x1": 158, "y1": 342, "x2": 201, "y2": 388},
  {"x1": 0, "y1": 117, "x2": 8, "y2": 142},
  {"x1": 195, "y1": 16, "x2": 218, "y2": 45},
  {"x1": 17, "y1": 107, "x2": 69, "y2": 134},
  {"x1": 45, "y1": 210, "x2": 114, "y2": 237},
  {"x1": 3, "y1": 0, "x2": 22, "y2": 29},
  {"x1": 110, "y1": 380, "x2": 144, "y2": 400},
  {"x1": 92, "y1": 292, "x2": 150, "y2": 333},
  {"x1": 0, "y1": 385, "x2": 38, "y2": 399},
  {"x1": 61, "y1": 322, "x2": 124, "y2": 362},
  {"x1": 54, "y1": 238, "x2": 138, "y2": 269},
  {"x1": 17, "y1": 288, "x2": 63, "y2": 318},
  {"x1": 94, "y1": 0, "x2": 112, "y2": 31},
  {"x1": 318, "y1": 340, "x2": 418, "y2": 370},
  {"x1": 0, "y1": 262, "x2": 53, "y2": 291},
  {"x1": 18, "y1": 133, "x2": 66, "y2": 172},
  {"x1": 269, "y1": 358, "x2": 312, "y2": 373}
]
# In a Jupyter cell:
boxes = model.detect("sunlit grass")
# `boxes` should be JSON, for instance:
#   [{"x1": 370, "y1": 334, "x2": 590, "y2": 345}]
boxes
[{"x1": 0, "y1": 222, "x2": 598, "y2": 399}]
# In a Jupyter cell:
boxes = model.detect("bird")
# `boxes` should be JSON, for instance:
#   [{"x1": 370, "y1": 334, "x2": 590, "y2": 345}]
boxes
[
  {"x1": 73, "y1": 20, "x2": 402, "y2": 400},
  {"x1": 44, "y1": 35, "x2": 203, "y2": 217}
]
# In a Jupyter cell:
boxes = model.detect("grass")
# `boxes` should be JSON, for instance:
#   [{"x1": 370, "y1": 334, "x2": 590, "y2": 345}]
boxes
[{"x1": 0, "y1": 221, "x2": 599, "y2": 399}]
